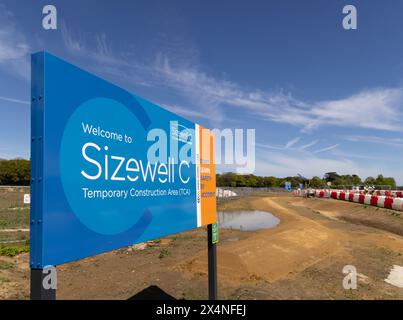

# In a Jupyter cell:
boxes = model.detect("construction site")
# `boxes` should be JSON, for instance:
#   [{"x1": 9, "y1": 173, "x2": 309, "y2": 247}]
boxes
[
  {"x1": 1, "y1": 186, "x2": 403, "y2": 299},
  {"x1": 0, "y1": 2, "x2": 403, "y2": 304}
]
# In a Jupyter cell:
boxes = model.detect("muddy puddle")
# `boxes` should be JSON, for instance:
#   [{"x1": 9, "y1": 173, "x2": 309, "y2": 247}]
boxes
[{"x1": 218, "y1": 210, "x2": 280, "y2": 231}]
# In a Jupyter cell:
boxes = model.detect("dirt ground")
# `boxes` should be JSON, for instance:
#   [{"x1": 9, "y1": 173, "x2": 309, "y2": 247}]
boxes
[{"x1": 1, "y1": 193, "x2": 403, "y2": 300}]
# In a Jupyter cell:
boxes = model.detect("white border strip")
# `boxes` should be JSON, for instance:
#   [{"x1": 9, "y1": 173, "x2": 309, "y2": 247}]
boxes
[{"x1": 195, "y1": 124, "x2": 202, "y2": 227}]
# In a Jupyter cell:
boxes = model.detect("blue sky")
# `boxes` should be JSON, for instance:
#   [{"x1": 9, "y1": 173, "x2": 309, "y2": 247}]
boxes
[{"x1": 1, "y1": 0, "x2": 403, "y2": 183}]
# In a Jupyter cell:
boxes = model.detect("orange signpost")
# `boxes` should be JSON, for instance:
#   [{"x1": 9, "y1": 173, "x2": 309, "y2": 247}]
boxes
[
  {"x1": 199, "y1": 126, "x2": 218, "y2": 299},
  {"x1": 200, "y1": 126, "x2": 217, "y2": 226}
]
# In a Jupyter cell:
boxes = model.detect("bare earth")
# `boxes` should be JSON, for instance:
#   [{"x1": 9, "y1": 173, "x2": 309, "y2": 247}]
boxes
[{"x1": 1, "y1": 194, "x2": 403, "y2": 300}]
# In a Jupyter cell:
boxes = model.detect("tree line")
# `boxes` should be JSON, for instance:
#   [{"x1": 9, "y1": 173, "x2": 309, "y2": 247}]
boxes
[
  {"x1": 0, "y1": 159, "x2": 398, "y2": 188},
  {"x1": 217, "y1": 171, "x2": 397, "y2": 188}
]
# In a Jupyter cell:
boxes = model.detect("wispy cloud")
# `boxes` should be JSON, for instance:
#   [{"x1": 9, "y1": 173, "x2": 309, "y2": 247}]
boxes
[
  {"x1": 329, "y1": 148, "x2": 394, "y2": 161},
  {"x1": 149, "y1": 56, "x2": 403, "y2": 133},
  {"x1": 307, "y1": 89, "x2": 403, "y2": 132},
  {"x1": 56, "y1": 22, "x2": 403, "y2": 183},
  {"x1": 258, "y1": 138, "x2": 319, "y2": 152},
  {"x1": 0, "y1": 96, "x2": 29, "y2": 105},
  {"x1": 60, "y1": 22, "x2": 226, "y2": 125},
  {"x1": 284, "y1": 137, "x2": 300, "y2": 149},
  {"x1": 162, "y1": 103, "x2": 212, "y2": 121},
  {"x1": 61, "y1": 22, "x2": 126, "y2": 67},
  {"x1": 256, "y1": 142, "x2": 284, "y2": 151},
  {"x1": 299, "y1": 139, "x2": 319, "y2": 150},
  {"x1": 60, "y1": 21, "x2": 160, "y2": 87},
  {"x1": 313, "y1": 144, "x2": 340, "y2": 154},
  {"x1": 59, "y1": 22, "x2": 403, "y2": 133},
  {"x1": 343, "y1": 135, "x2": 403, "y2": 148},
  {"x1": 149, "y1": 58, "x2": 403, "y2": 133},
  {"x1": 0, "y1": 4, "x2": 30, "y2": 80},
  {"x1": 256, "y1": 153, "x2": 359, "y2": 179},
  {"x1": 255, "y1": 149, "x2": 403, "y2": 183}
]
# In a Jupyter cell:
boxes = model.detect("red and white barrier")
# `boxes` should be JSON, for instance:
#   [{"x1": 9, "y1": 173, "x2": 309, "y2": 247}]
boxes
[
  {"x1": 311, "y1": 189, "x2": 403, "y2": 211},
  {"x1": 375, "y1": 190, "x2": 403, "y2": 198}
]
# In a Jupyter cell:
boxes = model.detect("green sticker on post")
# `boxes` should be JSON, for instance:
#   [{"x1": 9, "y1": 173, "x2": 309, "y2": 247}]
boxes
[{"x1": 212, "y1": 223, "x2": 218, "y2": 244}]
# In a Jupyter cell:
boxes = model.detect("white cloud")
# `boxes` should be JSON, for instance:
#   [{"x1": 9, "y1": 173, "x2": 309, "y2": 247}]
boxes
[
  {"x1": 329, "y1": 148, "x2": 394, "y2": 161},
  {"x1": 343, "y1": 135, "x2": 403, "y2": 148},
  {"x1": 162, "y1": 103, "x2": 212, "y2": 121},
  {"x1": 255, "y1": 150, "x2": 403, "y2": 184},
  {"x1": 309, "y1": 89, "x2": 403, "y2": 132},
  {"x1": 258, "y1": 138, "x2": 320, "y2": 152},
  {"x1": 299, "y1": 139, "x2": 319, "y2": 150},
  {"x1": 313, "y1": 144, "x2": 339, "y2": 154},
  {"x1": 61, "y1": 22, "x2": 130, "y2": 69},
  {"x1": 0, "y1": 4, "x2": 30, "y2": 80},
  {"x1": 284, "y1": 137, "x2": 300, "y2": 149},
  {"x1": 256, "y1": 142, "x2": 284, "y2": 150},
  {"x1": 60, "y1": 21, "x2": 84, "y2": 53},
  {"x1": 60, "y1": 23, "x2": 224, "y2": 123},
  {"x1": 151, "y1": 57, "x2": 403, "y2": 133},
  {"x1": 59, "y1": 23, "x2": 403, "y2": 133},
  {"x1": 55, "y1": 23, "x2": 403, "y2": 185},
  {"x1": 60, "y1": 21, "x2": 165, "y2": 89},
  {"x1": 0, "y1": 96, "x2": 29, "y2": 105},
  {"x1": 256, "y1": 153, "x2": 358, "y2": 178}
]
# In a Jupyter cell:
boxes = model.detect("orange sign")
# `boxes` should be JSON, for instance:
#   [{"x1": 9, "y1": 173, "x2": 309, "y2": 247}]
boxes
[{"x1": 197, "y1": 125, "x2": 217, "y2": 226}]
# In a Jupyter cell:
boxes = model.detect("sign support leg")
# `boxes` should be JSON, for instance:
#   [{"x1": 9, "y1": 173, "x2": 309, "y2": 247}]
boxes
[
  {"x1": 207, "y1": 224, "x2": 218, "y2": 300},
  {"x1": 30, "y1": 268, "x2": 56, "y2": 300}
]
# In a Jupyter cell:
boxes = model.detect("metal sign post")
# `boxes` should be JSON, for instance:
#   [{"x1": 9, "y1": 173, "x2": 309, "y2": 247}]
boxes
[{"x1": 207, "y1": 223, "x2": 218, "y2": 300}]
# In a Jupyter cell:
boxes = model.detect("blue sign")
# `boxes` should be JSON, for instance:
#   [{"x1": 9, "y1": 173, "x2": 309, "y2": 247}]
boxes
[
  {"x1": 284, "y1": 182, "x2": 292, "y2": 192},
  {"x1": 30, "y1": 52, "x2": 216, "y2": 267}
]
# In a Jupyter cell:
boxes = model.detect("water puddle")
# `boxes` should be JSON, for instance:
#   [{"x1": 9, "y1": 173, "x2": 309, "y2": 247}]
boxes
[{"x1": 218, "y1": 210, "x2": 280, "y2": 231}]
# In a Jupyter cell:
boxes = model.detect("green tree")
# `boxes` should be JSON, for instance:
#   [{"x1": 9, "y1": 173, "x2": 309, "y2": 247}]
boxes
[
  {"x1": 263, "y1": 176, "x2": 278, "y2": 187},
  {"x1": 383, "y1": 177, "x2": 396, "y2": 187},
  {"x1": 365, "y1": 176, "x2": 376, "y2": 185},
  {"x1": 0, "y1": 159, "x2": 30, "y2": 185},
  {"x1": 324, "y1": 172, "x2": 340, "y2": 183},
  {"x1": 310, "y1": 176, "x2": 325, "y2": 188},
  {"x1": 351, "y1": 174, "x2": 362, "y2": 185},
  {"x1": 217, "y1": 172, "x2": 237, "y2": 187},
  {"x1": 375, "y1": 174, "x2": 396, "y2": 187}
]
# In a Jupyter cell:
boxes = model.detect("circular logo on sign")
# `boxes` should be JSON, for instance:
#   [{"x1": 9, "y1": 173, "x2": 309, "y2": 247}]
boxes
[{"x1": 60, "y1": 98, "x2": 148, "y2": 235}]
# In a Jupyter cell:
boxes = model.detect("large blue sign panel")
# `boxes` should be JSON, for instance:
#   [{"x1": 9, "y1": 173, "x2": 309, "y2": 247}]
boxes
[{"x1": 30, "y1": 52, "x2": 216, "y2": 268}]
